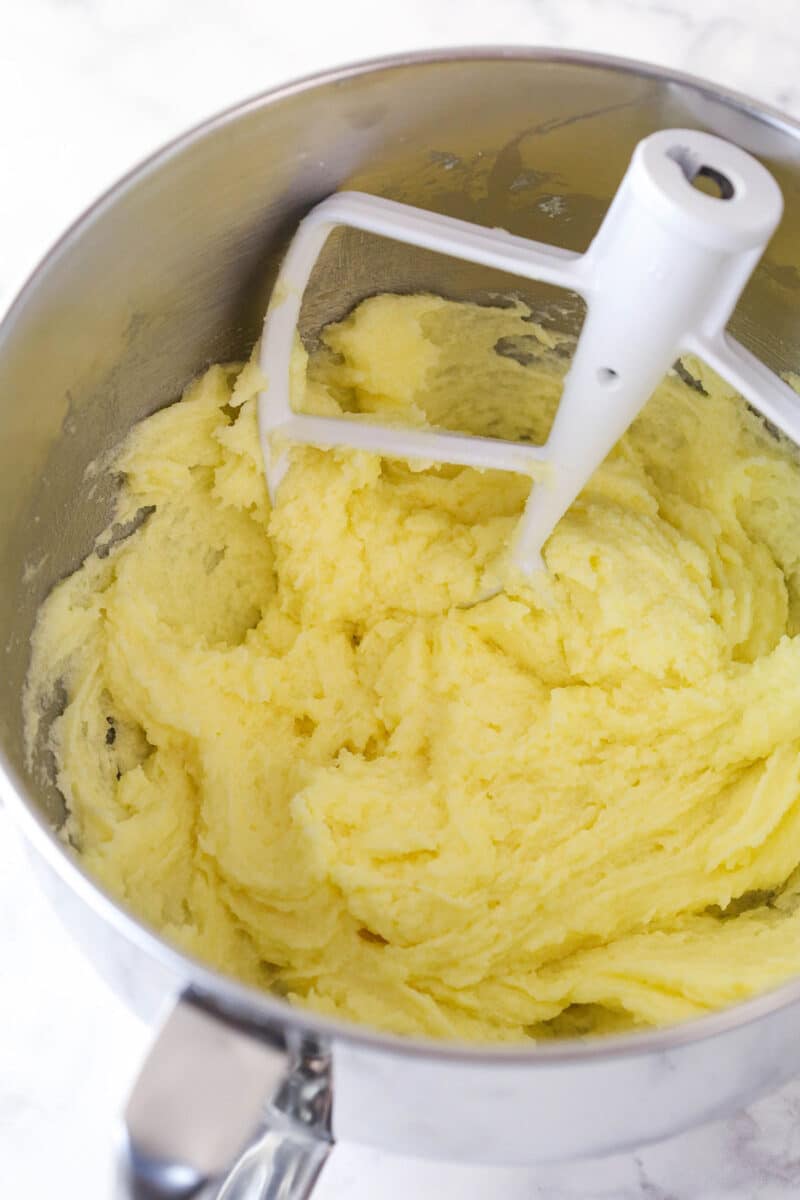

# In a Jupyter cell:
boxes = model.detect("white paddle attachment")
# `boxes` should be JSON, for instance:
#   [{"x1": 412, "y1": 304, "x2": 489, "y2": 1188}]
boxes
[{"x1": 259, "y1": 130, "x2": 793, "y2": 577}]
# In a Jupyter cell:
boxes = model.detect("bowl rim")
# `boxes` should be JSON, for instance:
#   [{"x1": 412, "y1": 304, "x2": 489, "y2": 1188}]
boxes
[{"x1": 3, "y1": 43, "x2": 800, "y2": 1067}]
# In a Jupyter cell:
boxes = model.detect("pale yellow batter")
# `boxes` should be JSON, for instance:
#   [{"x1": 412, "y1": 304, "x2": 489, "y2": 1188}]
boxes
[{"x1": 24, "y1": 295, "x2": 800, "y2": 1041}]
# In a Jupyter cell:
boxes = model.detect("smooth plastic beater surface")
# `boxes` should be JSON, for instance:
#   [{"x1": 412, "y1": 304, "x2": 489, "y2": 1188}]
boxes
[{"x1": 258, "y1": 129, "x2": 800, "y2": 578}]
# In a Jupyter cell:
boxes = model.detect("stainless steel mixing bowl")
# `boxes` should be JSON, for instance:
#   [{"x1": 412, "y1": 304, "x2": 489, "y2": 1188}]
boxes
[{"x1": 3, "y1": 48, "x2": 800, "y2": 1199}]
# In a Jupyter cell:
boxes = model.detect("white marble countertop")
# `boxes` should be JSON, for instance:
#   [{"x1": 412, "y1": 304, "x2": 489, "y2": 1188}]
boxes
[{"x1": 4, "y1": 0, "x2": 800, "y2": 1196}]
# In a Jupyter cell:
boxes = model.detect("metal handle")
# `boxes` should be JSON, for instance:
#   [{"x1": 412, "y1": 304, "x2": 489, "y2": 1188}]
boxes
[{"x1": 116, "y1": 994, "x2": 333, "y2": 1199}]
